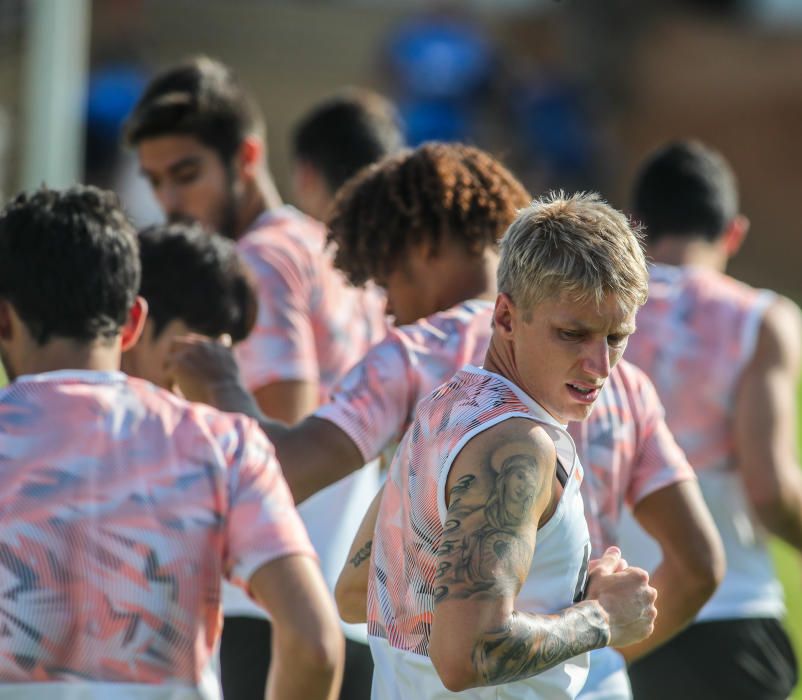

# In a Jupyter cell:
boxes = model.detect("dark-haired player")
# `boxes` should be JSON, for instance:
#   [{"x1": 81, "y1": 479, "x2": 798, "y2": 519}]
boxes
[
  {"x1": 619, "y1": 140, "x2": 801, "y2": 700},
  {"x1": 0, "y1": 186, "x2": 342, "y2": 700},
  {"x1": 126, "y1": 56, "x2": 395, "y2": 700},
  {"x1": 291, "y1": 88, "x2": 404, "y2": 222},
  {"x1": 122, "y1": 222, "x2": 257, "y2": 391}
]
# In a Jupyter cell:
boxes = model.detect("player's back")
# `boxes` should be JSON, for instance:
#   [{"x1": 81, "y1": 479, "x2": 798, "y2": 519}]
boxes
[
  {"x1": 235, "y1": 206, "x2": 387, "y2": 401},
  {"x1": 0, "y1": 369, "x2": 291, "y2": 698},
  {"x1": 625, "y1": 264, "x2": 774, "y2": 474},
  {"x1": 623, "y1": 263, "x2": 783, "y2": 620}
]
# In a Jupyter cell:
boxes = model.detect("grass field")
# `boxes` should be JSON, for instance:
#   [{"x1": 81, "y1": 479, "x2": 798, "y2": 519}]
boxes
[{"x1": 771, "y1": 379, "x2": 802, "y2": 699}]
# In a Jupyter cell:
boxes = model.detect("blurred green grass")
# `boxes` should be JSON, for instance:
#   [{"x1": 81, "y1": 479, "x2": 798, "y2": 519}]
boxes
[
  {"x1": 770, "y1": 379, "x2": 802, "y2": 699},
  {"x1": 0, "y1": 361, "x2": 799, "y2": 695}
]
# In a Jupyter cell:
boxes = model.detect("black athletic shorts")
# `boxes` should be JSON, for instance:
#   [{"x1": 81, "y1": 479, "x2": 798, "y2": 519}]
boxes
[
  {"x1": 219, "y1": 616, "x2": 374, "y2": 700},
  {"x1": 628, "y1": 617, "x2": 798, "y2": 700}
]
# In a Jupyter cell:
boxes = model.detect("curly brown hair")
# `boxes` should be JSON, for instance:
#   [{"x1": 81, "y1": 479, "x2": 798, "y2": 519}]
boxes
[{"x1": 327, "y1": 142, "x2": 531, "y2": 286}]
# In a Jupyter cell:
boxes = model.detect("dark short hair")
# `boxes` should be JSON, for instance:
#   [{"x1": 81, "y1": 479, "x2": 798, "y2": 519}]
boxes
[
  {"x1": 328, "y1": 142, "x2": 531, "y2": 286},
  {"x1": 125, "y1": 56, "x2": 264, "y2": 164},
  {"x1": 138, "y1": 223, "x2": 257, "y2": 342},
  {"x1": 632, "y1": 140, "x2": 739, "y2": 243},
  {"x1": 292, "y1": 88, "x2": 404, "y2": 193},
  {"x1": 0, "y1": 186, "x2": 140, "y2": 344}
]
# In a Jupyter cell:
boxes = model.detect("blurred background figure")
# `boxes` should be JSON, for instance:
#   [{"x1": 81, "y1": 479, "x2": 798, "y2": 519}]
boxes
[
  {"x1": 620, "y1": 140, "x2": 802, "y2": 700},
  {"x1": 291, "y1": 87, "x2": 404, "y2": 222},
  {"x1": 125, "y1": 57, "x2": 400, "y2": 700}
]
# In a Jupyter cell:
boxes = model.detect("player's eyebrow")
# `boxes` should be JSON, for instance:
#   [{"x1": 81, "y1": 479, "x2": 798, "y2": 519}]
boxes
[{"x1": 140, "y1": 155, "x2": 202, "y2": 178}]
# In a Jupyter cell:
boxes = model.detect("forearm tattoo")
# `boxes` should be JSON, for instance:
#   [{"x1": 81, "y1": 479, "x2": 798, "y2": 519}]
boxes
[
  {"x1": 349, "y1": 540, "x2": 372, "y2": 568},
  {"x1": 434, "y1": 441, "x2": 608, "y2": 686},
  {"x1": 472, "y1": 603, "x2": 610, "y2": 685}
]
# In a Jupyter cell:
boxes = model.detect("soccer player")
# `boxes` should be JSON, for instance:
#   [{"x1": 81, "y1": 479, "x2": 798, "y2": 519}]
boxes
[
  {"x1": 168, "y1": 143, "x2": 723, "y2": 698},
  {"x1": 121, "y1": 222, "x2": 257, "y2": 391},
  {"x1": 619, "y1": 140, "x2": 802, "y2": 699},
  {"x1": 362, "y1": 192, "x2": 657, "y2": 697},
  {"x1": 0, "y1": 187, "x2": 343, "y2": 700},
  {"x1": 125, "y1": 57, "x2": 396, "y2": 700},
  {"x1": 290, "y1": 88, "x2": 404, "y2": 223}
]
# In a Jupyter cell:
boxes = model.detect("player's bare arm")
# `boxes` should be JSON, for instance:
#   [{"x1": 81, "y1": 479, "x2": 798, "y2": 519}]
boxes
[
  {"x1": 335, "y1": 485, "x2": 384, "y2": 623},
  {"x1": 250, "y1": 554, "x2": 345, "y2": 700},
  {"x1": 620, "y1": 479, "x2": 724, "y2": 662},
  {"x1": 168, "y1": 334, "x2": 364, "y2": 502},
  {"x1": 735, "y1": 296, "x2": 802, "y2": 550},
  {"x1": 429, "y1": 419, "x2": 656, "y2": 691}
]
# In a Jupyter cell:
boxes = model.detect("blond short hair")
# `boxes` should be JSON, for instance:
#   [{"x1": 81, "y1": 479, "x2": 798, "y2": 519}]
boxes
[{"x1": 498, "y1": 191, "x2": 648, "y2": 314}]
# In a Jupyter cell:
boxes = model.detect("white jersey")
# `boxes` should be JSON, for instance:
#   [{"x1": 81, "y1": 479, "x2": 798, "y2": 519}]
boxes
[
  {"x1": 621, "y1": 263, "x2": 784, "y2": 621},
  {"x1": 368, "y1": 366, "x2": 591, "y2": 699}
]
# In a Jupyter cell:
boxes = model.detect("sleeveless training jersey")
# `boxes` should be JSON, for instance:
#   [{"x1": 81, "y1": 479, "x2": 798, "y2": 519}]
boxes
[
  {"x1": 0, "y1": 370, "x2": 314, "y2": 699},
  {"x1": 368, "y1": 366, "x2": 591, "y2": 699},
  {"x1": 316, "y1": 300, "x2": 694, "y2": 558},
  {"x1": 621, "y1": 263, "x2": 783, "y2": 620},
  {"x1": 229, "y1": 206, "x2": 387, "y2": 642}
]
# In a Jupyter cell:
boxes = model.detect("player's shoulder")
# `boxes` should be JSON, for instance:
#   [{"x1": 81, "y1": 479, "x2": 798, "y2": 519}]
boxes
[
  {"x1": 456, "y1": 415, "x2": 557, "y2": 473},
  {"x1": 130, "y1": 377, "x2": 267, "y2": 457},
  {"x1": 239, "y1": 206, "x2": 325, "y2": 258},
  {"x1": 754, "y1": 294, "x2": 802, "y2": 364}
]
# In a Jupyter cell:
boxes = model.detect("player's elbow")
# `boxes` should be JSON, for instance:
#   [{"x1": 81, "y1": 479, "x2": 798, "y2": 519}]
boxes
[
  {"x1": 748, "y1": 471, "x2": 802, "y2": 540},
  {"x1": 430, "y1": 646, "x2": 477, "y2": 693},
  {"x1": 334, "y1": 576, "x2": 367, "y2": 624},
  {"x1": 278, "y1": 610, "x2": 345, "y2": 679},
  {"x1": 674, "y1": 530, "x2": 725, "y2": 607}
]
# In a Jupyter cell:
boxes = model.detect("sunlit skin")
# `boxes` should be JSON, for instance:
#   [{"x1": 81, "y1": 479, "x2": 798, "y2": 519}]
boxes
[
  {"x1": 121, "y1": 318, "x2": 193, "y2": 391},
  {"x1": 487, "y1": 291, "x2": 637, "y2": 425},
  {"x1": 137, "y1": 135, "x2": 241, "y2": 238}
]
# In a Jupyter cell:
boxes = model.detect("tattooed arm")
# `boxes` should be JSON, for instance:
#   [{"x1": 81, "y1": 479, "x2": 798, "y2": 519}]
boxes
[
  {"x1": 335, "y1": 485, "x2": 385, "y2": 623},
  {"x1": 429, "y1": 418, "x2": 656, "y2": 692}
]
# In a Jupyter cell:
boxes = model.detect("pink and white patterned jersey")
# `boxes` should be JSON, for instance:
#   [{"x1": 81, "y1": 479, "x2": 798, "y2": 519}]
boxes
[
  {"x1": 314, "y1": 299, "x2": 495, "y2": 461},
  {"x1": 229, "y1": 206, "x2": 387, "y2": 639},
  {"x1": 367, "y1": 366, "x2": 590, "y2": 700},
  {"x1": 570, "y1": 358, "x2": 694, "y2": 555},
  {"x1": 0, "y1": 370, "x2": 314, "y2": 698},
  {"x1": 316, "y1": 299, "x2": 694, "y2": 555},
  {"x1": 234, "y1": 206, "x2": 387, "y2": 399},
  {"x1": 624, "y1": 264, "x2": 775, "y2": 476},
  {"x1": 621, "y1": 263, "x2": 784, "y2": 621}
]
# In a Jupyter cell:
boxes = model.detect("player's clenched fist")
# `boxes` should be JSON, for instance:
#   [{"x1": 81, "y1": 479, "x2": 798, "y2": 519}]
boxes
[{"x1": 585, "y1": 546, "x2": 658, "y2": 648}]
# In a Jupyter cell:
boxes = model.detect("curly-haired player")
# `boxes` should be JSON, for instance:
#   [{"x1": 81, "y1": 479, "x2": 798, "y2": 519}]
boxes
[{"x1": 328, "y1": 142, "x2": 529, "y2": 324}]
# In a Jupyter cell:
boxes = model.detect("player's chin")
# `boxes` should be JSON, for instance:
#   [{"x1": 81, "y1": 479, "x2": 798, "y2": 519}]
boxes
[{"x1": 563, "y1": 400, "x2": 596, "y2": 423}]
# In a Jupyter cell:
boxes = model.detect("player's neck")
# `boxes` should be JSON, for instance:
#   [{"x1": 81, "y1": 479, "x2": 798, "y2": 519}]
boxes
[
  {"x1": 8, "y1": 337, "x2": 122, "y2": 380},
  {"x1": 236, "y1": 172, "x2": 283, "y2": 239},
  {"x1": 435, "y1": 249, "x2": 499, "y2": 311},
  {"x1": 647, "y1": 236, "x2": 728, "y2": 273}
]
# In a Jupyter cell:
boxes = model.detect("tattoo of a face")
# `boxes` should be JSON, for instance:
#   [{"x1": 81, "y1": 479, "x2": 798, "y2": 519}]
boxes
[
  {"x1": 435, "y1": 453, "x2": 542, "y2": 601},
  {"x1": 349, "y1": 540, "x2": 372, "y2": 568}
]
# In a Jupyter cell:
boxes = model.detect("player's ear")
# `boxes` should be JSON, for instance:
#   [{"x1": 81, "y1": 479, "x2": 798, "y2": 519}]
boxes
[
  {"x1": 493, "y1": 293, "x2": 516, "y2": 338},
  {"x1": 121, "y1": 296, "x2": 148, "y2": 352},
  {"x1": 237, "y1": 136, "x2": 264, "y2": 181},
  {"x1": 722, "y1": 214, "x2": 749, "y2": 257}
]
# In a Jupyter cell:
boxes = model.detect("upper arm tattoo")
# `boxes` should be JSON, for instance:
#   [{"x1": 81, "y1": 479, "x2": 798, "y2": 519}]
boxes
[
  {"x1": 349, "y1": 540, "x2": 372, "y2": 568},
  {"x1": 434, "y1": 447, "x2": 547, "y2": 604}
]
